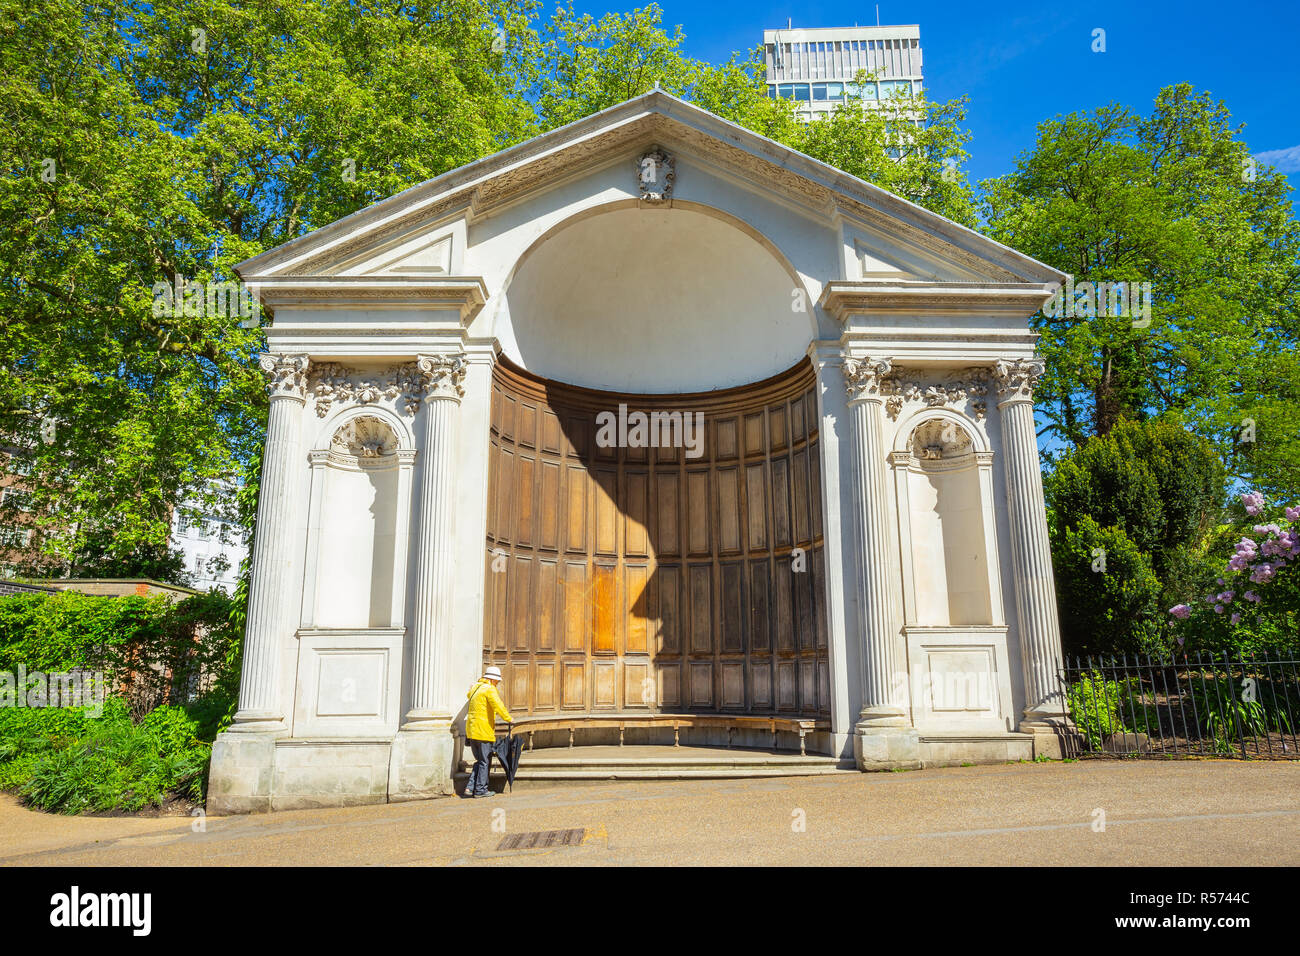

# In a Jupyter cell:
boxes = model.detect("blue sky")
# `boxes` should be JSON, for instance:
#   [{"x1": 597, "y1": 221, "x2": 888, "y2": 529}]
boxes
[{"x1": 565, "y1": 0, "x2": 1300, "y2": 193}]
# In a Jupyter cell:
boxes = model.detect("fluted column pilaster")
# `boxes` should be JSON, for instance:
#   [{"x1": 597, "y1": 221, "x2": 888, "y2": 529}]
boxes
[
  {"x1": 402, "y1": 352, "x2": 467, "y2": 729},
  {"x1": 230, "y1": 353, "x2": 309, "y2": 733},
  {"x1": 993, "y1": 358, "x2": 1069, "y2": 727},
  {"x1": 844, "y1": 357, "x2": 906, "y2": 729}
]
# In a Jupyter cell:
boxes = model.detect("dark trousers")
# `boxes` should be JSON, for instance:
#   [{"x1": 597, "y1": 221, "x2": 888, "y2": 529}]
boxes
[{"x1": 467, "y1": 739, "x2": 493, "y2": 796}]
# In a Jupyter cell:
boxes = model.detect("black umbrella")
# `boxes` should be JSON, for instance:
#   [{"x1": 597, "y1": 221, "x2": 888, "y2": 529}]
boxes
[{"x1": 490, "y1": 726, "x2": 524, "y2": 791}]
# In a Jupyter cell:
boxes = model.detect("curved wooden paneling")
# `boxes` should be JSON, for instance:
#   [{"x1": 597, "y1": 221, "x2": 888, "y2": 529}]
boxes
[{"x1": 484, "y1": 357, "x2": 828, "y2": 719}]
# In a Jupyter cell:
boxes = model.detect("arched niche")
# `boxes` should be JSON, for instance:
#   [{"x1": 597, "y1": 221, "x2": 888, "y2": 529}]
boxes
[
  {"x1": 494, "y1": 201, "x2": 816, "y2": 393},
  {"x1": 300, "y1": 410, "x2": 416, "y2": 630},
  {"x1": 889, "y1": 410, "x2": 1003, "y2": 628}
]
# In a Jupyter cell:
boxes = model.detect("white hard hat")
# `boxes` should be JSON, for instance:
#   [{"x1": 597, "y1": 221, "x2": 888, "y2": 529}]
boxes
[{"x1": 483, "y1": 666, "x2": 503, "y2": 680}]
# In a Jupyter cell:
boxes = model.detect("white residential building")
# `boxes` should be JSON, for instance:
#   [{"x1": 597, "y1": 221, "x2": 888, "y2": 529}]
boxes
[{"x1": 170, "y1": 480, "x2": 247, "y2": 594}]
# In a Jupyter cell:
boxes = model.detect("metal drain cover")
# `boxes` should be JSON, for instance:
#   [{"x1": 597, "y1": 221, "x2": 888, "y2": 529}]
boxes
[{"x1": 496, "y1": 828, "x2": 586, "y2": 851}]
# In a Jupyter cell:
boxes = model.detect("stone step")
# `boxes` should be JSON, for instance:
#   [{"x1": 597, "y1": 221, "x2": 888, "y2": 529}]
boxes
[{"x1": 455, "y1": 744, "x2": 856, "y2": 789}]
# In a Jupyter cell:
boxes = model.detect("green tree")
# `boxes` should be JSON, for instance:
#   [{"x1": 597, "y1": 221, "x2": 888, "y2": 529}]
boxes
[
  {"x1": 797, "y1": 74, "x2": 977, "y2": 227},
  {"x1": 1046, "y1": 417, "x2": 1226, "y2": 654},
  {"x1": 0, "y1": 0, "x2": 539, "y2": 579},
  {"x1": 535, "y1": 4, "x2": 976, "y2": 220},
  {"x1": 3, "y1": 0, "x2": 984, "y2": 591},
  {"x1": 981, "y1": 85, "x2": 1300, "y2": 498},
  {"x1": 1052, "y1": 516, "x2": 1163, "y2": 658}
]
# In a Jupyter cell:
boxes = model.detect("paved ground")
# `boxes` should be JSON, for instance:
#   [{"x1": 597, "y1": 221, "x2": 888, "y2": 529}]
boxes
[{"x1": 1, "y1": 760, "x2": 1296, "y2": 866}]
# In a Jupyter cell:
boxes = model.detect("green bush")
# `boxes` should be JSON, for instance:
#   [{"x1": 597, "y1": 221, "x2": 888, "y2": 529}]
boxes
[
  {"x1": 1186, "y1": 675, "x2": 1294, "y2": 753},
  {"x1": 9, "y1": 696, "x2": 209, "y2": 813},
  {"x1": 1046, "y1": 417, "x2": 1227, "y2": 655},
  {"x1": 0, "y1": 590, "x2": 167, "y2": 676},
  {"x1": 1046, "y1": 417, "x2": 1225, "y2": 581},
  {"x1": 0, "y1": 588, "x2": 241, "y2": 722},
  {"x1": 1066, "y1": 671, "x2": 1154, "y2": 750},
  {"x1": 0, "y1": 574, "x2": 245, "y2": 813},
  {"x1": 1052, "y1": 517, "x2": 1164, "y2": 657}
]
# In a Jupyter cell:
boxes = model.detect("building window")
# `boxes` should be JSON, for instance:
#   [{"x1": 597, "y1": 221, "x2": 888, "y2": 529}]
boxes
[
  {"x1": 7, "y1": 456, "x2": 32, "y2": 476},
  {"x1": 0, "y1": 526, "x2": 31, "y2": 548},
  {"x1": 1, "y1": 488, "x2": 32, "y2": 512},
  {"x1": 813, "y1": 82, "x2": 846, "y2": 103}
]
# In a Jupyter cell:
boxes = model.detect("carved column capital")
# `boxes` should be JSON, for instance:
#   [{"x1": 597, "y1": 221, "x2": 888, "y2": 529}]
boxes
[
  {"x1": 259, "y1": 353, "x2": 310, "y2": 402},
  {"x1": 992, "y1": 358, "x2": 1045, "y2": 404},
  {"x1": 416, "y1": 353, "x2": 468, "y2": 403},
  {"x1": 843, "y1": 356, "x2": 894, "y2": 404}
]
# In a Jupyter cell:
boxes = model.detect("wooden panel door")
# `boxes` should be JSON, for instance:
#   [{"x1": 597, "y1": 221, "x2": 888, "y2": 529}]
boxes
[{"x1": 484, "y1": 357, "x2": 828, "y2": 718}]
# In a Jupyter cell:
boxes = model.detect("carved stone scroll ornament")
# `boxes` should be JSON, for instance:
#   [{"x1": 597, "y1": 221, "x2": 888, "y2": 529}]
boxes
[
  {"x1": 842, "y1": 357, "x2": 893, "y2": 403},
  {"x1": 881, "y1": 368, "x2": 990, "y2": 420},
  {"x1": 312, "y1": 363, "x2": 425, "y2": 418},
  {"x1": 416, "y1": 353, "x2": 468, "y2": 402},
  {"x1": 992, "y1": 358, "x2": 1046, "y2": 401},
  {"x1": 259, "y1": 353, "x2": 310, "y2": 400},
  {"x1": 637, "y1": 148, "x2": 675, "y2": 203}
]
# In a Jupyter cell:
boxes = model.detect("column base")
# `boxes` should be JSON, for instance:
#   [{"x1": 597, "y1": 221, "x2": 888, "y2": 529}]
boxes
[
  {"x1": 387, "y1": 724, "x2": 457, "y2": 801},
  {"x1": 208, "y1": 731, "x2": 277, "y2": 814},
  {"x1": 854, "y1": 726, "x2": 921, "y2": 771},
  {"x1": 1019, "y1": 716, "x2": 1082, "y2": 760},
  {"x1": 225, "y1": 709, "x2": 289, "y2": 735}
]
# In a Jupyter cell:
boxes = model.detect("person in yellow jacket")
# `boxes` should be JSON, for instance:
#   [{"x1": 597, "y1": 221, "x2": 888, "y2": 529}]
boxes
[{"x1": 464, "y1": 665, "x2": 512, "y2": 798}]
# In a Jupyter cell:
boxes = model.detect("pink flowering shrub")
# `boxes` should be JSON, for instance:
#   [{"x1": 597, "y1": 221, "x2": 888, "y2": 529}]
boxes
[{"x1": 1168, "y1": 491, "x2": 1300, "y2": 653}]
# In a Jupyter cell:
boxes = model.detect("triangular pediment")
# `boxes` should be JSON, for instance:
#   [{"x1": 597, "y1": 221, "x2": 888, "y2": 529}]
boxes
[{"x1": 236, "y1": 91, "x2": 1063, "y2": 289}]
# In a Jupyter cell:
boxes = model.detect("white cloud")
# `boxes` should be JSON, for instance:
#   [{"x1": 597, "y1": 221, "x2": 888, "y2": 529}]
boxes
[{"x1": 1253, "y1": 145, "x2": 1300, "y2": 174}]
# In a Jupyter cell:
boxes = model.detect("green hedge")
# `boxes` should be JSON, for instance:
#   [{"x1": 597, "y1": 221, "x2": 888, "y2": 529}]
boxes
[
  {"x1": 0, "y1": 590, "x2": 167, "y2": 675},
  {"x1": 0, "y1": 589, "x2": 242, "y2": 812}
]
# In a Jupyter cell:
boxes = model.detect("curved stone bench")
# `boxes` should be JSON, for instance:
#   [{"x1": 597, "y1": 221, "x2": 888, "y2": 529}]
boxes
[{"x1": 501, "y1": 713, "x2": 830, "y2": 755}]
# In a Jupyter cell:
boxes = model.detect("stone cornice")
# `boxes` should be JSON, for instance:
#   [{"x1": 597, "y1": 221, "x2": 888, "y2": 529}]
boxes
[
  {"x1": 250, "y1": 276, "x2": 488, "y2": 323},
  {"x1": 820, "y1": 280, "x2": 1058, "y2": 321}
]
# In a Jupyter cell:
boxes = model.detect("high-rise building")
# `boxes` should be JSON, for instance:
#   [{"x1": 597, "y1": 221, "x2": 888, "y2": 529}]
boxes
[{"x1": 763, "y1": 24, "x2": 923, "y2": 122}]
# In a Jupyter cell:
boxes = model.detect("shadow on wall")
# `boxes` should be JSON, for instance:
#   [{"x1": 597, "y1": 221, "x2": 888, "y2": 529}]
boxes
[{"x1": 480, "y1": 355, "x2": 831, "y2": 725}]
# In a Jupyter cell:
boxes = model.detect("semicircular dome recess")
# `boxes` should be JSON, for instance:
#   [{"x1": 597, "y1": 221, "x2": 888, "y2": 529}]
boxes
[{"x1": 499, "y1": 205, "x2": 813, "y2": 394}]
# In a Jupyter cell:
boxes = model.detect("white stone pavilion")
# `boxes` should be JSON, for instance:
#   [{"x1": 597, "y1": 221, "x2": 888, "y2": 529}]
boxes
[{"x1": 209, "y1": 91, "x2": 1073, "y2": 813}]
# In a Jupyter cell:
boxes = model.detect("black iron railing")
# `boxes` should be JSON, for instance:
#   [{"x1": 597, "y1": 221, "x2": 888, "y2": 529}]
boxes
[{"x1": 1057, "y1": 652, "x2": 1300, "y2": 759}]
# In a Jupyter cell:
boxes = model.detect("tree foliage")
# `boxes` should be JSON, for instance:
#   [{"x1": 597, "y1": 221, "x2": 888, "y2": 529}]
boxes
[
  {"x1": 0, "y1": 0, "x2": 538, "y2": 577},
  {"x1": 982, "y1": 85, "x2": 1300, "y2": 498},
  {"x1": 1045, "y1": 417, "x2": 1227, "y2": 654}
]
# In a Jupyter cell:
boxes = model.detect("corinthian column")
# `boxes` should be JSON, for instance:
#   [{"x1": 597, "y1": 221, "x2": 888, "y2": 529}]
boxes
[
  {"x1": 229, "y1": 353, "x2": 310, "y2": 734},
  {"x1": 845, "y1": 356, "x2": 918, "y2": 770},
  {"x1": 843, "y1": 358, "x2": 912, "y2": 742},
  {"x1": 993, "y1": 358, "x2": 1071, "y2": 746},
  {"x1": 402, "y1": 352, "x2": 468, "y2": 729}
]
